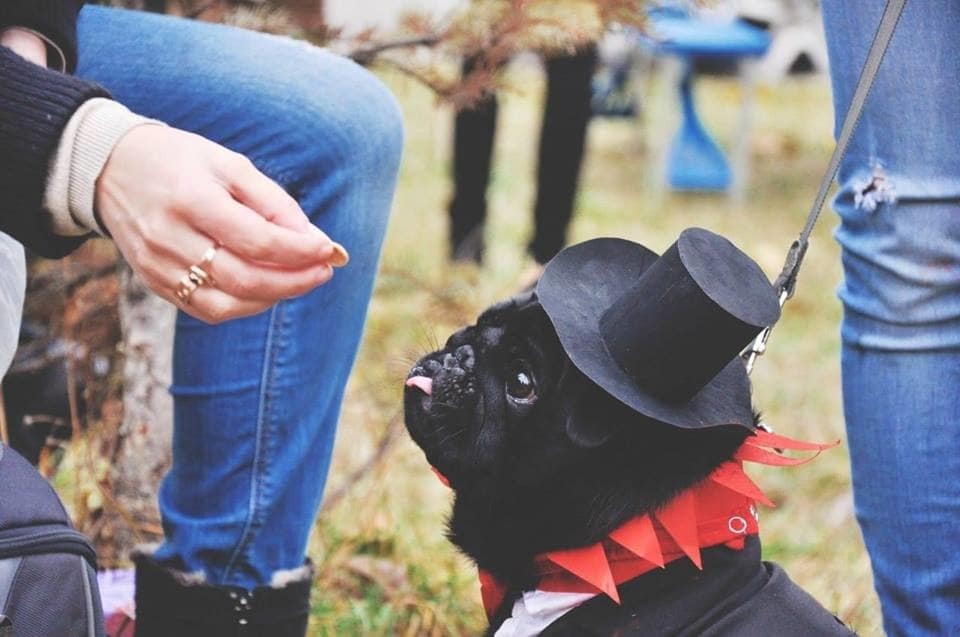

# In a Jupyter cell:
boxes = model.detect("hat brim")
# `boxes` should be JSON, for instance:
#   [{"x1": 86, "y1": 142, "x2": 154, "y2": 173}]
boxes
[{"x1": 537, "y1": 237, "x2": 754, "y2": 429}]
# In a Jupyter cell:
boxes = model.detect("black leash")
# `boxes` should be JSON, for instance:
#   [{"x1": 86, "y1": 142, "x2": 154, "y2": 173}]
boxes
[{"x1": 743, "y1": 0, "x2": 908, "y2": 374}]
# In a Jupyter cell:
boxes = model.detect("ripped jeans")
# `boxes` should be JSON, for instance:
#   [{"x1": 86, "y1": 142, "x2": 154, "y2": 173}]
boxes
[
  {"x1": 76, "y1": 7, "x2": 403, "y2": 588},
  {"x1": 823, "y1": 2, "x2": 960, "y2": 635}
]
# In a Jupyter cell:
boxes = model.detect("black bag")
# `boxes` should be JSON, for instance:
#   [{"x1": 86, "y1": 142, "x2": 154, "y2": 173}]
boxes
[{"x1": 0, "y1": 443, "x2": 105, "y2": 636}]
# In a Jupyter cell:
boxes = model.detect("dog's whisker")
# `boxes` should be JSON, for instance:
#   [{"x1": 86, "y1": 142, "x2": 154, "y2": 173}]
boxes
[
  {"x1": 427, "y1": 326, "x2": 440, "y2": 352},
  {"x1": 411, "y1": 324, "x2": 441, "y2": 356},
  {"x1": 387, "y1": 348, "x2": 421, "y2": 364},
  {"x1": 427, "y1": 400, "x2": 461, "y2": 414},
  {"x1": 433, "y1": 426, "x2": 468, "y2": 448}
]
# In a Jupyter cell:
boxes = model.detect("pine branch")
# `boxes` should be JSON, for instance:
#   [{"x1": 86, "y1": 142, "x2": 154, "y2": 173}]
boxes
[{"x1": 349, "y1": 35, "x2": 443, "y2": 65}]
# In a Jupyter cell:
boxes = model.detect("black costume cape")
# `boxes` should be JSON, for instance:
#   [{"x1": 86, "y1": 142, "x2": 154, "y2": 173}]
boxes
[{"x1": 494, "y1": 537, "x2": 854, "y2": 636}]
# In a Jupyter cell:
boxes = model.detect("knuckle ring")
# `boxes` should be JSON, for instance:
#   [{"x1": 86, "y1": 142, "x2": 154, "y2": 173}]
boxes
[
  {"x1": 189, "y1": 265, "x2": 212, "y2": 286},
  {"x1": 175, "y1": 274, "x2": 200, "y2": 304},
  {"x1": 175, "y1": 244, "x2": 220, "y2": 305}
]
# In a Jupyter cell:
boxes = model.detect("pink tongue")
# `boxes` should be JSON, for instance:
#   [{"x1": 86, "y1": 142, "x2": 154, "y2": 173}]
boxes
[{"x1": 405, "y1": 376, "x2": 433, "y2": 396}]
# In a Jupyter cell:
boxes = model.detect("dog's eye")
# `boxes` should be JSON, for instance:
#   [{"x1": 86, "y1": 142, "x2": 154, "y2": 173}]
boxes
[{"x1": 505, "y1": 361, "x2": 537, "y2": 403}]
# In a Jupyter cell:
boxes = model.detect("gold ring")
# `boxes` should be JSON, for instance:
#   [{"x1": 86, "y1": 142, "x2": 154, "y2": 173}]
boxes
[
  {"x1": 175, "y1": 244, "x2": 220, "y2": 305},
  {"x1": 175, "y1": 274, "x2": 200, "y2": 304},
  {"x1": 189, "y1": 265, "x2": 213, "y2": 286}
]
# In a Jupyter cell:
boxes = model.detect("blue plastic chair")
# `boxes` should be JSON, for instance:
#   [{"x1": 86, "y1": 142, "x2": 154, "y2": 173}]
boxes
[{"x1": 641, "y1": 9, "x2": 770, "y2": 192}]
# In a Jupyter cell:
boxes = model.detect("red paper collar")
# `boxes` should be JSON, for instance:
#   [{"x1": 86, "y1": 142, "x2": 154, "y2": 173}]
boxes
[{"x1": 466, "y1": 429, "x2": 838, "y2": 620}]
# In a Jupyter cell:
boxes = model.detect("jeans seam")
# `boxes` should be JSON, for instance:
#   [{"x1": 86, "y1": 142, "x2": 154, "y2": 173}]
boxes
[{"x1": 221, "y1": 302, "x2": 282, "y2": 584}]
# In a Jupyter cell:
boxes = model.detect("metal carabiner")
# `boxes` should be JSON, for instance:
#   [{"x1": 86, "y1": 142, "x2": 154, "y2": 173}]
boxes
[{"x1": 743, "y1": 288, "x2": 789, "y2": 375}]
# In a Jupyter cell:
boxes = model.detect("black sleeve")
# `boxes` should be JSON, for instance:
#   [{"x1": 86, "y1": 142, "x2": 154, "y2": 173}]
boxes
[
  {"x1": 0, "y1": 0, "x2": 86, "y2": 72},
  {"x1": 0, "y1": 46, "x2": 110, "y2": 257}
]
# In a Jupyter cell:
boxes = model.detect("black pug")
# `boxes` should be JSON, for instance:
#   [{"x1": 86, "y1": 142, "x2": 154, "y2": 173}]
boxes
[{"x1": 403, "y1": 235, "x2": 854, "y2": 636}]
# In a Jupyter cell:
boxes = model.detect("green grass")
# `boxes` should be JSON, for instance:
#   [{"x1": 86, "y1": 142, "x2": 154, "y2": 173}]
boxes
[{"x1": 303, "y1": 65, "x2": 879, "y2": 635}]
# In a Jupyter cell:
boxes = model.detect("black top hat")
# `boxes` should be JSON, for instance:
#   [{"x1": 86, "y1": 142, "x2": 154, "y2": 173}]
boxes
[{"x1": 536, "y1": 228, "x2": 781, "y2": 429}]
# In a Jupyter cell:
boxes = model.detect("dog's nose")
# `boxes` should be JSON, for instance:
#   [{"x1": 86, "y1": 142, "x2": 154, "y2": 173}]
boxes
[
  {"x1": 455, "y1": 344, "x2": 475, "y2": 371},
  {"x1": 442, "y1": 345, "x2": 475, "y2": 372},
  {"x1": 417, "y1": 344, "x2": 478, "y2": 412},
  {"x1": 442, "y1": 353, "x2": 460, "y2": 373}
]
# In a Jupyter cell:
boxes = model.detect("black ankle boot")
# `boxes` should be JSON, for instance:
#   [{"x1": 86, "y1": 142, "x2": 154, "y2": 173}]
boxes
[{"x1": 133, "y1": 554, "x2": 312, "y2": 637}]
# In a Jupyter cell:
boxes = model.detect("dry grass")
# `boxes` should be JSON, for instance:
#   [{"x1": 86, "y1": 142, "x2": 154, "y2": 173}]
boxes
[{"x1": 306, "y1": 62, "x2": 882, "y2": 636}]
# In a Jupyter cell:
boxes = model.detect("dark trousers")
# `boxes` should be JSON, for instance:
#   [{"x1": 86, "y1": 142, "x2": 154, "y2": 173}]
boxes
[{"x1": 449, "y1": 47, "x2": 598, "y2": 265}]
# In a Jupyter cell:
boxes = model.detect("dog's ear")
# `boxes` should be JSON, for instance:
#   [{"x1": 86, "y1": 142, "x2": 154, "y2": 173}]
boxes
[{"x1": 560, "y1": 364, "x2": 622, "y2": 448}]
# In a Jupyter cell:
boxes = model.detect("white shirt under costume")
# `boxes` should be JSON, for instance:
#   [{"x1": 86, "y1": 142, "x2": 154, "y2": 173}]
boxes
[{"x1": 494, "y1": 589, "x2": 597, "y2": 637}]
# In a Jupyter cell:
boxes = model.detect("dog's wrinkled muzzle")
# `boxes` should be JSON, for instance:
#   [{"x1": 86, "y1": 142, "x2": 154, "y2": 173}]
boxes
[
  {"x1": 406, "y1": 376, "x2": 454, "y2": 488},
  {"x1": 404, "y1": 344, "x2": 480, "y2": 486},
  {"x1": 407, "y1": 344, "x2": 477, "y2": 412}
]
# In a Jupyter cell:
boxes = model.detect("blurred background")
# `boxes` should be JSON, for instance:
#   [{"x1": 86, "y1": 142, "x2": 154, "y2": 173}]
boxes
[{"x1": 1, "y1": 1, "x2": 881, "y2": 634}]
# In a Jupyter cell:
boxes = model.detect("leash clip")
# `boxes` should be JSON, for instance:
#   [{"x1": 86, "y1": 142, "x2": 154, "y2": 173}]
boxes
[
  {"x1": 744, "y1": 237, "x2": 807, "y2": 375},
  {"x1": 743, "y1": 288, "x2": 789, "y2": 375}
]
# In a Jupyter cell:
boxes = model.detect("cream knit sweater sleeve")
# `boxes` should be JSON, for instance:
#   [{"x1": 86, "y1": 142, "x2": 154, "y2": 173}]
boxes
[{"x1": 44, "y1": 97, "x2": 164, "y2": 236}]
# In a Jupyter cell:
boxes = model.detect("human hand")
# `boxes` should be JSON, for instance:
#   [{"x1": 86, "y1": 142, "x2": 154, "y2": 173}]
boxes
[
  {"x1": 0, "y1": 28, "x2": 48, "y2": 67},
  {"x1": 96, "y1": 125, "x2": 347, "y2": 323}
]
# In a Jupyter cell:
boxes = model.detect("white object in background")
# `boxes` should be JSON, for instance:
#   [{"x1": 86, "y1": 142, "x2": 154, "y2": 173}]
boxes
[
  {"x1": 97, "y1": 569, "x2": 136, "y2": 619},
  {"x1": 732, "y1": 0, "x2": 788, "y2": 26},
  {"x1": 0, "y1": 232, "x2": 24, "y2": 378},
  {"x1": 734, "y1": 0, "x2": 829, "y2": 81},
  {"x1": 752, "y1": 21, "x2": 829, "y2": 81}
]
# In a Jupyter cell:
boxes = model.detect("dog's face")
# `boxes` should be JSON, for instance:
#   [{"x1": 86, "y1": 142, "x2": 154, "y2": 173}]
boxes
[
  {"x1": 404, "y1": 292, "x2": 749, "y2": 585},
  {"x1": 404, "y1": 292, "x2": 601, "y2": 490}
]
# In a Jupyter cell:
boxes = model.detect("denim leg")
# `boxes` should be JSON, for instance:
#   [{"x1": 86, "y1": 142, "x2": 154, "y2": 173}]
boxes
[
  {"x1": 822, "y1": 2, "x2": 960, "y2": 634},
  {"x1": 76, "y1": 7, "x2": 403, "y2": 587}
]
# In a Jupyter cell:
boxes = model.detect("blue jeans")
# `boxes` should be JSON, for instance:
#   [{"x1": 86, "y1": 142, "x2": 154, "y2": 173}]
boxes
[
  {"x1": 76, "y1": 7, "x2": 403, "y2": 589},
  {"x1": 823, "y1": 2, "x2": 960, "y2": 635}
]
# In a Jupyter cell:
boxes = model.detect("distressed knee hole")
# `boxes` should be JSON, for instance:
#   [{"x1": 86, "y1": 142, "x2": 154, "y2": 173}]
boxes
[{"x1": 854, "y1": 165, "x2": 896, "y2": 212}]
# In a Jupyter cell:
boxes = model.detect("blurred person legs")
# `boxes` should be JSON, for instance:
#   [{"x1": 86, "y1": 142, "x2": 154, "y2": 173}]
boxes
[
  {"x1": 77, "y1": 5, "x2": 403, "y2": 633},
  {"x1": 822, "y1": 2, "x2": 960, "y2": 635},
  {"x1": 449, "y1": 57, "x2": 498, "y2": 264},
  {"x1": 448, "y1": 47, "x2": 597, "y2": 268},
  {"x1": 528, "y1": 46, "x2": 597, "y2": 265}
]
